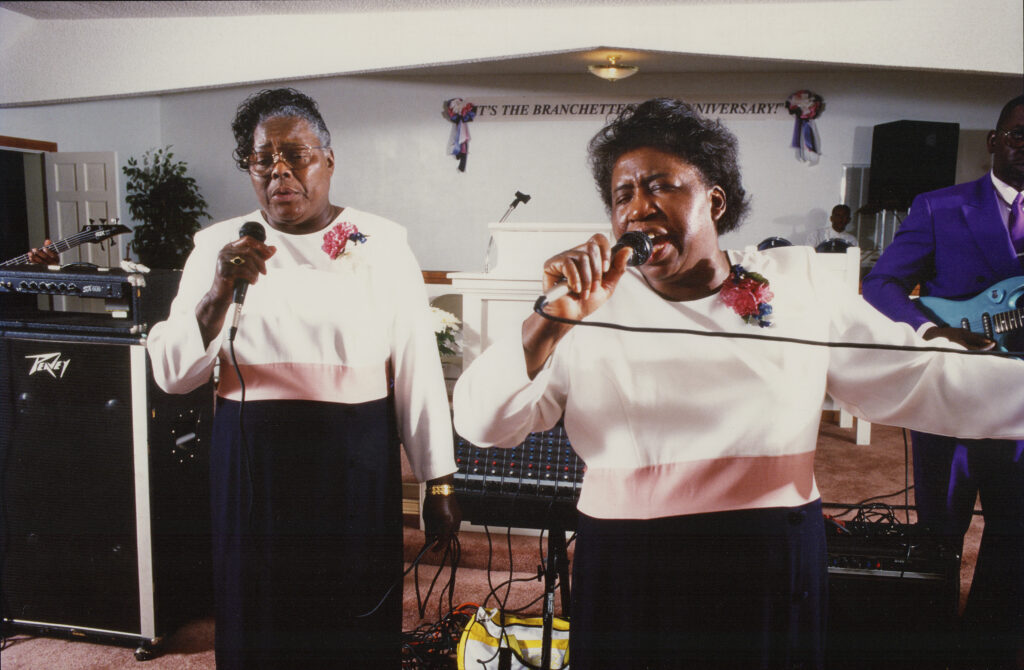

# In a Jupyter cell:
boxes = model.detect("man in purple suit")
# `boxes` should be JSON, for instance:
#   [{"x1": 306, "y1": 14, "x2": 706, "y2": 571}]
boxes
[{"x1": 863, "y1": 94, "x2": 1024, "y2": 669}]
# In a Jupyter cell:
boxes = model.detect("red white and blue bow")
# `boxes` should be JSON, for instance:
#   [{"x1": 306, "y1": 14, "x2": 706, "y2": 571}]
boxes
[
  {"x1": 785, "y1": 90, "x2": 825, "y2": 164},
  {"x1": 443, "y1": 98, "x2": 476, "y2": 172}
]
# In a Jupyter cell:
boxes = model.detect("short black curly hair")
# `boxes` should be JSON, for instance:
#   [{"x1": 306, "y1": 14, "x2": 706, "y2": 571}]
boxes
[
  {"x1": 588, "y1": 98, "x2": 750, "y2": 234},
  {"x1": 996, "y1": 94, "x2": 1024, "y2": 129},
  {"x1": 231, "y1": 88, "x2": 331, "y2": 171}
]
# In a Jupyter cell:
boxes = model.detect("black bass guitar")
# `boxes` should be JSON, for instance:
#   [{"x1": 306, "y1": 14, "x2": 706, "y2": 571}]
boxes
[{"x1": 1, "y1": 221, "x2": 130, "y2": 267}]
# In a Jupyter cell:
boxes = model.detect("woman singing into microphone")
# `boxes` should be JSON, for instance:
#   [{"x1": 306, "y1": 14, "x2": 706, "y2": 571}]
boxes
[
  {"x1": 146, "y1": 88, "x2": 459, "y2": 669},
  {"x1": 452, "y1": 98, "x2": 1024, "y2": 669}
]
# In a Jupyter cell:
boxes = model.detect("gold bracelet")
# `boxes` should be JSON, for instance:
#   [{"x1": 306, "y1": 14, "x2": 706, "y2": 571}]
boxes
[{"x1": 428, "y1": 484, "x2": 455, "y2": 497}]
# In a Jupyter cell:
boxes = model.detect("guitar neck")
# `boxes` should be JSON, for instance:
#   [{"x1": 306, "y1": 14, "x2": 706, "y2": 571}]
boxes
[
  {"x1": 0, "y1": 230, "x2": 110, "y2": 267},
  {"x1": 993, "y1": 306, "x2": 1024, "y2": 336}
]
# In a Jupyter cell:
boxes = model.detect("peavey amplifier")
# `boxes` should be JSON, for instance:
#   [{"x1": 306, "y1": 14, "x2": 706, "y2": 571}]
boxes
[
  {"x1": 0, "y1": 333, "x2": 214, "y2": 659},
  {"x1": 453, "y1": 423, "x2": 584, "y2": 530},
  {"x1": 0, "y1": 265, "x2": 181, "y2": 341},
  {"x1": 825, "y1": 519, "x2": 961, "y2": 670}
]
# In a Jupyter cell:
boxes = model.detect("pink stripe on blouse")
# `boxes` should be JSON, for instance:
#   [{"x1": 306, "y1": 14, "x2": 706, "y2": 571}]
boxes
[
  {"x1": 577, "y1": 450, "x2": 820, "y2": 519},
  {"x1": 216, "y1": 361, "x2": 388, "y2": 404}
]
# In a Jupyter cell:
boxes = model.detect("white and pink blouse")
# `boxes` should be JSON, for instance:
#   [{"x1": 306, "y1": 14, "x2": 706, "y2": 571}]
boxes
[
  {"x1": 453, "y1": 246, "x2": 1024, "y2": 520},
  {"x1": 146, "y1": 208, "x2": 456, "y2": 483}
]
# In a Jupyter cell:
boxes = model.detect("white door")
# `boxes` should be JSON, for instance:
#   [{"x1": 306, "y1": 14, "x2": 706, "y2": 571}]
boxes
[
  {"x1": 44, "y1": 151, "x2": 122, "y2": 311},
  {"x1": 44, "y1": 151, "x2": 122, "y2": 266}
]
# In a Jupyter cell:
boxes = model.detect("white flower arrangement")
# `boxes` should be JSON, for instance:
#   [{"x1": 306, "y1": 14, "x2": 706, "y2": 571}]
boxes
[{"x1": 431, "y1": 306, "x2": 461, "y2": 357}]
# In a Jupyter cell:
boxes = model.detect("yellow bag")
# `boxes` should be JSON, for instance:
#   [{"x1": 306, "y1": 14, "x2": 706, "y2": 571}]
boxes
[{"x1": 457, "y1": 606, "x2": 570, "y2": 669}]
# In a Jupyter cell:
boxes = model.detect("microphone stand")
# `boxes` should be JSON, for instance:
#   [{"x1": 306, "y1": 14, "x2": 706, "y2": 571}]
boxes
[
  {"x1": 485, "y1": 191, "x2": 531, "y2": 272},
  {"x1": 498, "y1": 191, "x2": 531, "y2": 224},
  {"x1": 540, "y1": 521, "x2": 570, "y2": 670}
]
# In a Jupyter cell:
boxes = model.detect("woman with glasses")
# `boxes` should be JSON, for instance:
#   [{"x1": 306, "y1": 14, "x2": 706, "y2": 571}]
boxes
[
  {"x1": 146, "y1": 88, "x2": 460, "y2": 669},
  {"x1": 864, "y1": 94, "x2": 1024, "y2": 668}
]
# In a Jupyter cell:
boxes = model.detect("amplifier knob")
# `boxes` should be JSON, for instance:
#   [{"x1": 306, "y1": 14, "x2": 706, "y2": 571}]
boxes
[
  {"x1": 19, "y1": 281, "x2": 30, "y2": 291},
  {"x1": 67, "y1": 283, "x2": 78, "y2": 293},
  {"x1": 57, "y1": 283, "x2": 68, "y2": 292}
]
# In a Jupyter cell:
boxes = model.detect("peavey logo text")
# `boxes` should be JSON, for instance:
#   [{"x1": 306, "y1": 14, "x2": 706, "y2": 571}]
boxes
[{"x1": 26, "y1": 352, "x2": 72, "y2": 378}]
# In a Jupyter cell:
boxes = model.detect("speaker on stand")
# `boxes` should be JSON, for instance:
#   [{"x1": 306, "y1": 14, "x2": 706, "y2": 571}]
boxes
[
  {"x1": 1, "y1": 323, "x2": 214, "y2": 658},
  {"x1": 865, "y1": 120, "x2": 960, "y2": 253}
]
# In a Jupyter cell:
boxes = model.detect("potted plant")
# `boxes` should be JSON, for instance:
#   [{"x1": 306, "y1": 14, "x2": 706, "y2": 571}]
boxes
[{"x1": 122, "y1": 146, "x2": 210, "y2": 269}]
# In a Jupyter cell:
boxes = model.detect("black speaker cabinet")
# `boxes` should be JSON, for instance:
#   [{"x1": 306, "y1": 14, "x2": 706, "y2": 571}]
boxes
[
  {"x1": 868, "y1": 120, "x2": 960, "y2": 211},
  {"x1": 825, "y1": 521, "x2": 961, "y2": 670},
  {"x1": 0, "y1": 333, "x2": 214, "y2": 659}
]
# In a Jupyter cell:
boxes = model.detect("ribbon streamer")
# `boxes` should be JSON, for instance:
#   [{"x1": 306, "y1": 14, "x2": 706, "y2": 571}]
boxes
[
  {"x1": 443, "y1": 98, "x2": 476, "y2": 171},
  {"x1": 785, "y1": 90, "x2": 825, "y2": 164}
]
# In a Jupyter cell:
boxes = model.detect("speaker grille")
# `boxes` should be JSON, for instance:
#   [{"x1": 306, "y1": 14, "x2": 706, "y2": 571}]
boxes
[
  {"x1": 1, "y1": 335, "x2": 212, "y2": 642},
  {"x1": 868, "y1": 120, "x2": 960, "y2": 211}
]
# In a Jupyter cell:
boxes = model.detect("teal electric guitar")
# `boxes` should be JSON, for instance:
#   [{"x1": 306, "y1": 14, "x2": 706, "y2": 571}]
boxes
[{"x1": 917, "y1": 277, "x2": 1024, "y2": 356}]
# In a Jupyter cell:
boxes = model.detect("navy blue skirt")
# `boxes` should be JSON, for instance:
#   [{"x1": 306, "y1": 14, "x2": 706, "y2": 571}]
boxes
[
  {"x1": 210, "y1": 397, "x2": 403, "y2": 670},
  {"x1": 569, "y1": 500, "x2": 827, "y2": 669}
]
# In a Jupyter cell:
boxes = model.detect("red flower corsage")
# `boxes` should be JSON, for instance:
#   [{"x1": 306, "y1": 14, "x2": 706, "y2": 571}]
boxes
[
  {"x1": 322, "y1": 221, "x2": 368, "y2": 259},
  {"x1": 720, "y1": 264, "x2": 774, "y2": 327}
]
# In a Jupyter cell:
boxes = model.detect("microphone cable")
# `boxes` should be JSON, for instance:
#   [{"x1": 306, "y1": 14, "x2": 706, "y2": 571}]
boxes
[
  {"x1": 227, "y1": 336, "x2": 267, "y2": 571},
  {"x1": 357, "y1": 533, "x2": 462, "y2": 621},
  {"x1": 533, "y1": 300, "x2": 1024, "y2": 359}
]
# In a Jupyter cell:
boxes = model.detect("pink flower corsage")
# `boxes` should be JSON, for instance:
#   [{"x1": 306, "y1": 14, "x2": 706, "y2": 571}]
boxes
[
  {"x1": 322, "y1": 221, "x2": 368, "y2": 260},
  {"x1": 720, "y1": 264, "x2": 774, "y2": 327}
]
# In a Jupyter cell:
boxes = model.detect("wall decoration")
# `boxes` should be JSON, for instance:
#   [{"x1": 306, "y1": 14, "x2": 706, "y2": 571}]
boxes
[
  {"x1": 443, "y1": 98, "x2": 476, "y2": 171},
  {"x1": 785, "y1": 90, "x2": 825, "y2": 164}
]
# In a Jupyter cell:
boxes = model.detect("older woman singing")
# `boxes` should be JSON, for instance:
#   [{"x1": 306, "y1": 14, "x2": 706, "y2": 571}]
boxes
[{"x1": 147, "y1": 88, "x2": 459, "y2": 669}]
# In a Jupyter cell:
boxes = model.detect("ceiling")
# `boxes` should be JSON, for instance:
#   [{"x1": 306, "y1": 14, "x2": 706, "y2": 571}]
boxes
[
  {"x1": 1, "y1": 1, "x2": 1019, "y2": 107},
  {"x1": 0, "y1": 0, "x2": 839, "y2": 77},
  {"x1": 0, "y1": 0, "x2": 818, "y2": 20}
]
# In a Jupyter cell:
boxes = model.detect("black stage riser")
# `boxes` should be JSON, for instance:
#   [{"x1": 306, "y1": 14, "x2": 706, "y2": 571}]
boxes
[{"x1": 0, "y1": 333, "x2": 214, "y2": 656}]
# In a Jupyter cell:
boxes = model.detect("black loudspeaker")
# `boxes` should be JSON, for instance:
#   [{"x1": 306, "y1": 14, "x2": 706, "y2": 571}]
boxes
[
  {"x1": 0, "y1": 333, "x2": 214, "y2": 659},
  {"x1": 825, "y1": 521, "x2": 961, "y2": 670},
  {"x1": 868, "y1": 120, "x2": 960, "y2": 211}
]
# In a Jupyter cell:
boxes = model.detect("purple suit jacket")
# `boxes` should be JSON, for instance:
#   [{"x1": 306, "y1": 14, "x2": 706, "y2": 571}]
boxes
[{"x1": 862, "y1": 174, "x2": 1023, "y2": 330}]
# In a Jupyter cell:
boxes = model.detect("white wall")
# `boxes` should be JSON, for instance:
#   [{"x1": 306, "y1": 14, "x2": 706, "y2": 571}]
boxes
[
  {"x1": 0, "y1": 96, "x2": 162, "y2": 238},
  {"x1": 1, "y1": 69, "x2": 1018, "y2": 271}
]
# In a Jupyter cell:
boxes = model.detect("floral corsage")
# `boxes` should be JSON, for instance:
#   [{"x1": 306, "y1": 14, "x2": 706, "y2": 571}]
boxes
[
  {"x1": 322, "y1": 221, "x2": 368, "y2": 260},
  {"x1": 720, "y1": 264, "x2": 774, "y2": 327}
]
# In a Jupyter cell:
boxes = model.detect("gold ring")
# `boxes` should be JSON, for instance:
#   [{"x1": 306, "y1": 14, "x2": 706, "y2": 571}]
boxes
[{"x1": 230, "y1": 256, "x2": 245, "y2": 266}]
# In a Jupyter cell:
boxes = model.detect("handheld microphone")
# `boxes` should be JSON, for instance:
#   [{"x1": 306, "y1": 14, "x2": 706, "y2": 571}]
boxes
[
  {"x1": 229, "y1": 221, "x2": 267, "y2": 341},
  {"x1": 538, "y1": 231, "x2": 654, "y2": 307},
  {"x1": 233, "y1": 221, "x2": 267, "y2": 304}
]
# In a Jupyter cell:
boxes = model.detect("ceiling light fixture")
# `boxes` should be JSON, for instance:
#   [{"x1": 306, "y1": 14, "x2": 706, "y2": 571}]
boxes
[{"x1": 588, "y1": 55, "x2": 639, "y2": 82}]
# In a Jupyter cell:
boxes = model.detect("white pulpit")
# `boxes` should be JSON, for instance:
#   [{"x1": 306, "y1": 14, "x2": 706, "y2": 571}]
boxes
[{"x1": 449, "y1": 222, "x2": 611, "y2": 368}]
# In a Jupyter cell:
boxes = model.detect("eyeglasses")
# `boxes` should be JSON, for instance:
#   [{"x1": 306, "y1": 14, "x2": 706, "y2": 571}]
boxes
[
  {"x1": 246, "y1": 145, "x2": 327, "y2": 175},
  {"x1": 996, "y1": 127, "x2": 1024, "y2": 148}
]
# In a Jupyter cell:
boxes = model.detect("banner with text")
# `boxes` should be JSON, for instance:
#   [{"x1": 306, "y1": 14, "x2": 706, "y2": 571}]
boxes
[{"x1": 469, "y1": 98, "x2": 789, "y2": 121}]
